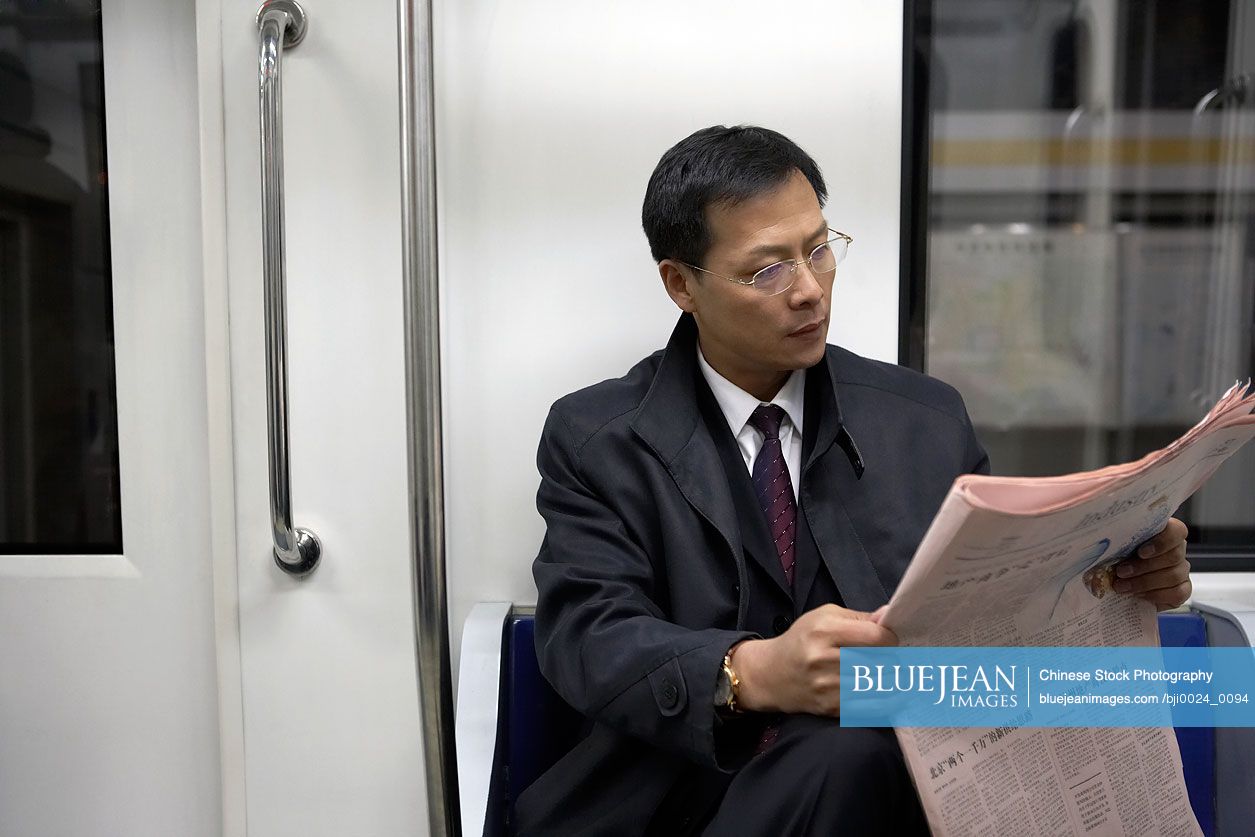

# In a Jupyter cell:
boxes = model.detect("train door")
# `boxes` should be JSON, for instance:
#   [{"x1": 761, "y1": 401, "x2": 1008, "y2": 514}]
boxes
[
  {"x1": 216, "y1": 0, "x2": 429, "y2": 834},
  {"x1": 0, "y1": 0, "x2": 430, "y2": 833},
  {"x1": 0, "y1": 2, "x2": 226, "y2": 835}
]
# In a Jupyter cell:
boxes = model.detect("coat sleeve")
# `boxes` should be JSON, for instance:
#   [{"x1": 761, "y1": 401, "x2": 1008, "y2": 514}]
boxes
[
  {"x1": 960, "y1": 398, "x2": 991, "y2": 476},
  {"x1": 530, "y1": 407, "x2": 760, "y2": 771}
]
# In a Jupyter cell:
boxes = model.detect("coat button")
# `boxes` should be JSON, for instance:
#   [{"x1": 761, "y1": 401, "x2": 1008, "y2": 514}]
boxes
[
  {"x1": 660, "y1": 681, "x2": 679, "y2": 709},
  {"x1": 772, "y1": 614, "x2": 793, "y2": 634}
]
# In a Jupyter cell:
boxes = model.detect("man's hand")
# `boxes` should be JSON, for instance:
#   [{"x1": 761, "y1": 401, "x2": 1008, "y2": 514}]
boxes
[
  {"x1": 1114, "y1": 517, "x2": 1192, "y2": 611},
  {"x1": 729, "y1": 604, "x2": 896, "y2": 717}
]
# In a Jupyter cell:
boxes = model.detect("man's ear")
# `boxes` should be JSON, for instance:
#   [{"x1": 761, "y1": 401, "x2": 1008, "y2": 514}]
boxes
[{"x1": 659, "y1": 260, "x2": 697, "y2": 313}]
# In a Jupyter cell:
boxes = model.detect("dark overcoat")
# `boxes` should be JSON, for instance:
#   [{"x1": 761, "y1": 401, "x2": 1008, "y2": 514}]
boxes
[{"x1": 518, "y1": 314, "x2": 989, "y2": 834}]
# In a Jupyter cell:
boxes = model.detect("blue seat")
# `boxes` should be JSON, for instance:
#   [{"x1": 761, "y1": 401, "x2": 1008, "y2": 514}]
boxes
[
  {"x1": 483, "y1": 611, "x2": 584, "y2": 837},
  {"x1": 1159, "y1": 612, "x2": 1215, "y2": 836},
  {"x1": 468, "y1": 608, "x2": 1218, "y2": 836}
]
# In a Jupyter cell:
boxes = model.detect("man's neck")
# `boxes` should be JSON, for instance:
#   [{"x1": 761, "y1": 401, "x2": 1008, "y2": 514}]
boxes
[{"x1": 697, "y1": 340, "x2": 790, "y2": 402}]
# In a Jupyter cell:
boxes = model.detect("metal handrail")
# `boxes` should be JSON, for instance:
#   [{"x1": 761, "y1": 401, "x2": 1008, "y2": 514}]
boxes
[
  {"x1": 258, "y1": 0, "x2": 321, "y2": 576},
  {"x1": 397, "y1": 0, "x2": 461, "y2": 832},
  {"x1": 1193, "y1": 74, "x2": 1249, "y2": 116},
  {"x1": 1186, "y1": 74, "x2": 1251, "y2": 409}
]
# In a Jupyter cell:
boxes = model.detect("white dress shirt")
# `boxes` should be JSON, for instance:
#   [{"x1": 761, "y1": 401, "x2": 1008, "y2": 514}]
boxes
[{"x1": 696, "y1": 346, "x2": 805, "y2": 500}]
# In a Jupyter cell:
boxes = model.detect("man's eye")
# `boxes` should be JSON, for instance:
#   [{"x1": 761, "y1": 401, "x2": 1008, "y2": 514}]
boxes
[{"x1": 753, "y1": 262, "x2": 788, "y2": 285}]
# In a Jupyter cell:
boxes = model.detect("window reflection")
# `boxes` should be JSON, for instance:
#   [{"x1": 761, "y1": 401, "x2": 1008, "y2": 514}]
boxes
[
  {"x1": 916, "y1": 0, "x2": 1254, "y2": 554},
  {"x1": 0, "y1": 3, "x2": 120, "y2": 553}
]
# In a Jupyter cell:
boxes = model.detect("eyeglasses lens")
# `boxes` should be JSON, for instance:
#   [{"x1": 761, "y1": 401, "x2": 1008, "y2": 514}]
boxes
[
  {"x1": 750, "y1": 236, "x2": 848, "y2": 295},
  {"x1": 752, "y1": 262, "x2": 791, "y2": 293},
  {"x1": 812, "y1": 238, "x2": 848, "y2": 273}
]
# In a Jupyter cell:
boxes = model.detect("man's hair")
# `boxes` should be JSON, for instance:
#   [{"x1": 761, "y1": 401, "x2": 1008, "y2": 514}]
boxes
[{"x1": 641, "y1": 125, "x2": 828, "y2": 267}]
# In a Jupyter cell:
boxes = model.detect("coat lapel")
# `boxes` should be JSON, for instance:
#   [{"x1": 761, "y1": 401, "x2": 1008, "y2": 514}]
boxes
[
  {"x1": 799, "y1": 358, "x2": 890, "y2": 611},
  {"x1": 629, "y1": 315, "x2": 746, "y2": 572}
]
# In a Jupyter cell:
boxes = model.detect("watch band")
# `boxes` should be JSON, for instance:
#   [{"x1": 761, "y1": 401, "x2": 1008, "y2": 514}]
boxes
[{"x1": 720, "y1": 650, "x2": 742, "y2": 713}]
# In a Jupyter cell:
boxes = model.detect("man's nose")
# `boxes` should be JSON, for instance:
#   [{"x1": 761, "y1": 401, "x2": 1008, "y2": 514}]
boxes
[{"x1": 788, "y1": 261, "x2": 825, "y2": 305}]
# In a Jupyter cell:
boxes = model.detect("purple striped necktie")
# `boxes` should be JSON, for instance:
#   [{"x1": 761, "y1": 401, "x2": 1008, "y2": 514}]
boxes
[
  {"x1": 747, "y1": 405, "x2": 797, "y2": 753},
  {"x1": 748, "y1": 405, "x2": 797, "y2": 587}
]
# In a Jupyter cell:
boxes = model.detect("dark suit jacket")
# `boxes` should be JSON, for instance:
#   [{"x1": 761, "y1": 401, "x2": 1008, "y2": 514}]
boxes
[{"x1": 518, "y1": 314, "x2": 989, "y2": 835}]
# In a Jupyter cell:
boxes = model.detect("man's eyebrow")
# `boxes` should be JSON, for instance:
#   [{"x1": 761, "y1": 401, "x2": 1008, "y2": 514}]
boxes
[{"x1": 743, "y1": 223, "x2": 831, "y2": 260}]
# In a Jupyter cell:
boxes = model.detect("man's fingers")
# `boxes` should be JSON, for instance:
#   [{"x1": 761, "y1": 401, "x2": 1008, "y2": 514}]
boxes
[
  {"x1": 830, "y1": 618, "x2": 898, "y2": 647},
  {"x1": 821, "y1": 603, "x2": 880, "y2": 621},
  {"x1": 806, "y1": 604, "x2": 897, "y2": 646},
  {"x1": 1115, "y1": 546, "x2": 1185, "y2": 578},
  {"x1": 1118, "y1": 518, "x2": 1192, "y2": 609},
  {"x1": 1137, "y1": 517, "x2": 1189, "y2": 558},
  {"x1": 1114, "y1": 560, "x2": 1191, "y2": 594},
  {"x1": 1138, "y1": 579, "x2": 1193, "y2": 610}
]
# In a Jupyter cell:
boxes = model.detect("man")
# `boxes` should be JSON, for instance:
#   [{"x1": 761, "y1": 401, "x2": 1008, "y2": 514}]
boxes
[{"x1": 518, "y1": 126, "x2": 1193, "y2": 835}]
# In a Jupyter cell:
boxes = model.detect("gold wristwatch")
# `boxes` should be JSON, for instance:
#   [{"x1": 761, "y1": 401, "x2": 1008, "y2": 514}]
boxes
[{"x1": 714, "y1": 649, "x2": 741, "y2": 714}]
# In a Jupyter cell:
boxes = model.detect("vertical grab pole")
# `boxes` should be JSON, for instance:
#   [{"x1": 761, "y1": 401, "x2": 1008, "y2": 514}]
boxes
[
  {"x1": 397, "y1": 0, "x2": 461, "y2": 834},
  {"x1": 258, "y1": 0, "x2": 322, "y2": 577}
]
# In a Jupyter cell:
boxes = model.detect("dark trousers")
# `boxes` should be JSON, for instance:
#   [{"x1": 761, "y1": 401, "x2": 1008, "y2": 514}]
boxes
[{"x1": 651, "y1": 715, "x2": 931, "y2": 836}]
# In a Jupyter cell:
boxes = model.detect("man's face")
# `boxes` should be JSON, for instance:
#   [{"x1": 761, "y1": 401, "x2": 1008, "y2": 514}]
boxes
[{"x1": 662, "y1": 169, "x2": 833, "y2": 397}]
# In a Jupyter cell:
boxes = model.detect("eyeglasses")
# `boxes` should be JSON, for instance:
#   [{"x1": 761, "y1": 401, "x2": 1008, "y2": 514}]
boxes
[{"x1": 680, "y1": 229, "x2": 853, "y2": 296}]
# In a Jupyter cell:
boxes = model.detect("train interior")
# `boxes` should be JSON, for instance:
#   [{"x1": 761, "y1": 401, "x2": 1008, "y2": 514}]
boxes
[{"x1": 0, "y1": 1, "x2": 1252, "y2": 835}]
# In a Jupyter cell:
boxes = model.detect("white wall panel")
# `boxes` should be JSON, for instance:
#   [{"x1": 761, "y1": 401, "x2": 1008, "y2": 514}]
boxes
[
  {"x1": 0, "y1": 2, "x2": 223, "y2": 834},
  {"x1": 218, "y1": 0, "x2": 428, "y2": 833},
  {"x1": 437, "y1": 1, "x2": 905, "y2": 668}
]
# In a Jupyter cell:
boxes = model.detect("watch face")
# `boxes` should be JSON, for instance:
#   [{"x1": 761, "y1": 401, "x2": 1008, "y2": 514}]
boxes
[{"x1": 714, "y1": 669, "x2": 732, "y2": 706}]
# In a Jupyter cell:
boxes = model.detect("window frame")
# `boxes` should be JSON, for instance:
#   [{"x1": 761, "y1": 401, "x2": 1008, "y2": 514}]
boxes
[{"x1": 898, "y1": 0, "x2": 1255, "y2": 571}]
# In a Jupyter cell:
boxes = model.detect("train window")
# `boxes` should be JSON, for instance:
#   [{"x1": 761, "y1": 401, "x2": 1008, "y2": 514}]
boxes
[
  {"x1": 903, "y1": 0, "x2": 1255, "y2": 564},
  {"x1": 0, "y1": 4, "x2": 121, "y2": 554}
]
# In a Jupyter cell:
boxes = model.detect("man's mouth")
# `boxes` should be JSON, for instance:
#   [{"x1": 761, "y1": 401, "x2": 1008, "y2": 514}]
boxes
[{"x1": 788, "y1": 319, "x2": 824, "y2": 337}]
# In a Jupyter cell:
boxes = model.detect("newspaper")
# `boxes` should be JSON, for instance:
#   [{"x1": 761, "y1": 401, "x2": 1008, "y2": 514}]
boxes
[{"x1": 881, "y1": 381, "x2": 1255, "y2": 836}]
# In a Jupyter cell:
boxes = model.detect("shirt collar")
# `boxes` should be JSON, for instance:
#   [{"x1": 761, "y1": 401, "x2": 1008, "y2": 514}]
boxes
[{"x1": 696, "y1": 344, "x2": 806, "y2": 439}]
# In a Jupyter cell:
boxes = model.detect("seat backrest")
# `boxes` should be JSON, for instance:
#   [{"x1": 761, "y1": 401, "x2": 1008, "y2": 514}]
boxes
[
  {"x1": 490, "y1": 611, "x2": 1216, "y2": 836},
  {"x1": 1158, "y1": 611, "x2": 1215, "y2": 837},
  {"x1": 489, "y1": 612, "x2": 584, "y2": 835}
]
